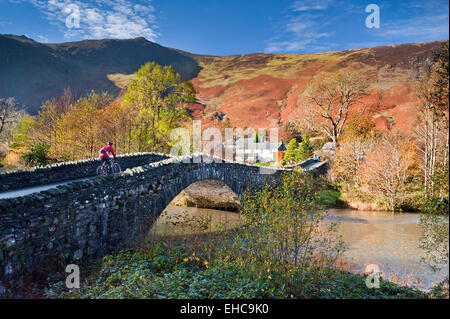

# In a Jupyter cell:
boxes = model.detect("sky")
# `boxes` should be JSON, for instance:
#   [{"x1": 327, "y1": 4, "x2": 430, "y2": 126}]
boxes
[{"x1": 0, "y1": 0, "x2": 448, "y2": 55}]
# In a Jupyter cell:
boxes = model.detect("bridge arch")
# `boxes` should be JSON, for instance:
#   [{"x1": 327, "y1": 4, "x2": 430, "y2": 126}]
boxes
[{"x1": 165, "y1": 178, "x2": 241, "y2": 212}]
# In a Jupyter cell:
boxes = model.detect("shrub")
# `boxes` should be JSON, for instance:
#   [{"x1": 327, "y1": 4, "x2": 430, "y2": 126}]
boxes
[
  {"x1": 21, "y1": 142, "x2": 51, "y2": 167},
  {"x1": 230, "y1": 171, "x2": 345, "y2": 284}
]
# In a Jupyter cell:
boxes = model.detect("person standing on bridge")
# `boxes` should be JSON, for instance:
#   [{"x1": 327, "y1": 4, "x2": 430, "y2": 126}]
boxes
[{"x1": 100, "y1": 142, "x2": 117, "y2": 169}]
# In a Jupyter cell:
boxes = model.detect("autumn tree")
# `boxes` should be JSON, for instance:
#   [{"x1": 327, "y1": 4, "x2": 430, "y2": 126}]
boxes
[
  {"x1": 430, "y1": 42, "x2": 449, "y2": 116},
  {"x1": 123, "y1": 62, "x2": 195, "y2": 153},
  {"x1": 331, "y1": 139, "x2": 377, "y2": 186},
  {"x1": 340, "y1": 114, "x2": 381, "y2": 142},
  {"x1": 33, "y1": 88, "x2": 73, "y2": 157},
  {"x1": 302, "y1": 71, "x2": 369, "y2": 147},
  {"x1": 56, "y1": 92, "x2": 113, "y2": 160},
  {"x1": 97, "y1": 101, "x2": 138, "y2": 154},
  {"x1": 358, "y1": 134, "x2": 419, "y2": 211},
  {"x1": 331, "y1": 114, "x2": 382, "y2": 185},
  {"x1": 6, "y1": 64, "x2": 197, "y2": 166}
]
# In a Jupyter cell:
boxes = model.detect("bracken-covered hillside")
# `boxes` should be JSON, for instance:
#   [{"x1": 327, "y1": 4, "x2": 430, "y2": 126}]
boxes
[{"x1": 189, "y1": 41, "x2": 445, "y2": 134}]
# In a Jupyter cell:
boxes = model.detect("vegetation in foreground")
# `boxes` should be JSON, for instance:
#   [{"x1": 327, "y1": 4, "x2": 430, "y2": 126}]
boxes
[
  {"x1": 43, "y1": 171, "x2": 445, "y2": 299},
  {"x1": 44, "y1": 243, "x2": 432, "y2": 299}
]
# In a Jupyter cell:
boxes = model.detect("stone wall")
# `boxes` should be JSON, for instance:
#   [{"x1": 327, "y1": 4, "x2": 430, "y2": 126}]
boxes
[
  {"x1": 0, "y1": 153, "x2": 169, "y2": 192},
  {"x1": 0, "y1": 155, "x2": 284, "y2": 281}
]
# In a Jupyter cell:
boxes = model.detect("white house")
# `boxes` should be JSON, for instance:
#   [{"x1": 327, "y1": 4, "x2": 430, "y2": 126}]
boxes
[{"x1": 223, "y1": 136, "x2": 286, "y2": 163}]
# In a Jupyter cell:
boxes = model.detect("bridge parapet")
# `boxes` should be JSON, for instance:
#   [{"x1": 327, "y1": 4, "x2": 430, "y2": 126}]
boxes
[{"x1": 0, "y1": 152, "x2": 170, "y2": 192}]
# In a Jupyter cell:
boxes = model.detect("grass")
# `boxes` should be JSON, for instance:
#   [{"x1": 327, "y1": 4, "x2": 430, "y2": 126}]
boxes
[
  {"x1": 319, "y1": 188, "x2": 347, "y2": 208},
  {"x1": 254, "y1": 162, "x2": 278, "y2": 167},
  {"x1": 195, "y1": 50, "x2": 357, "y2": 88},
  {"x1": 107, "y1": 73, "x2": 135, "y2": 89}
]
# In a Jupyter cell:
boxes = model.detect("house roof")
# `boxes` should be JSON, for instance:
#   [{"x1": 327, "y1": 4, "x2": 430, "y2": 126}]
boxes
[{"x1": 278, "y1": 143, "x2": 287, "y2": 151}]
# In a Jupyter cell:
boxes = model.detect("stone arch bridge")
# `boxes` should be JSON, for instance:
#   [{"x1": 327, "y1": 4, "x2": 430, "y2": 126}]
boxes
[{"x1": 1, "y1": 153, "x2": 316, "y2": 280}]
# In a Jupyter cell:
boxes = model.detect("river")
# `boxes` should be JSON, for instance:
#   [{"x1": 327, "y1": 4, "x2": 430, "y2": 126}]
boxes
[{"x1": 154, "y1": 206, "x2": 449, "y2": 290}]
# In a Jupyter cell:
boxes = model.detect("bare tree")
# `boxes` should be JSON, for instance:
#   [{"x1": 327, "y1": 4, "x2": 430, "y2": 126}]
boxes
[
  {"x1": 0, "y1": 97, "x2": 20, "y2": 138},
  {"x1": 358, "y1": 134, "x2": 419, "y2": 211},
  {"x1": 414, "y1": 43, "x2": 449, "y2": 199},
  {"x1": 330, "y1": 138, "x2": 377, "y2": 185},
  {"x1": 301, "y1": 71, "x2": 370, "y2": 147}
]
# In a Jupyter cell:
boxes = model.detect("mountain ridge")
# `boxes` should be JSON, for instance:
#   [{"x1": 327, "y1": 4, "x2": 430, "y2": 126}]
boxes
[
  {"x1": 0, "y1": 34, "x2": 201, "y2": 113},
  {"x1": 0, "y1": 34, "x2": 447, "y2": 133}
]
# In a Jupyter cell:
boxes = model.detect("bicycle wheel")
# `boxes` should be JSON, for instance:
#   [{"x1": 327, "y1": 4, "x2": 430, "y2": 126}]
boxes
[
  {"x1": 112, "y1": 163, "x2": 121, "y2": 173},
  {"x1": 97, "y1": 165, "x2": 106, "y2": 176}
]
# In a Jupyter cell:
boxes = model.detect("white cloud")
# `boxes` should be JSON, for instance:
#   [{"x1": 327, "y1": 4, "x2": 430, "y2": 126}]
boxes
[
  {"x1": 290, "y1": 0, "x2": 333, "y2": 12},
  {"x1": 376, "y1": 13, "x2": 449, "y2": 41},
  {"x1": 265, "y1": 0, "x2": 449, "y2": 54},
  {"x1": 15, "y1": 0, "x2": 158, "y2": 41},
  {"x1": 0, "y1": 19, "x2": 12, "y2": 26},
  {"x1": 265, "y1": 13, "x2": 333, "y2": 53},
  {"x1": 36, "y1": 34, "x2": 50, "y2": 42}
]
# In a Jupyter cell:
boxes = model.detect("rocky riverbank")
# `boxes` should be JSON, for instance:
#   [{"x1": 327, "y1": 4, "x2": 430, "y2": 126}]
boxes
[{"x1": 171, "y1": 179, "x2": 241, "y2": 211}]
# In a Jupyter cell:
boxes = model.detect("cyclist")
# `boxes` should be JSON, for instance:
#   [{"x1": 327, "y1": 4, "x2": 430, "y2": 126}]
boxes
[{"x1": 99, "y1": 142, "x2": 117, "y2": 170}]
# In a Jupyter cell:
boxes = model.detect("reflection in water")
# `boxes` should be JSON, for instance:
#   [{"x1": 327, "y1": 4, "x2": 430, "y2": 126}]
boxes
[
  {"x1": 327, "y1": 209, "x2": 449, "y2": 290},
  {"x1": 153, "y1": 206, "x2": 448, "y2": 290}
]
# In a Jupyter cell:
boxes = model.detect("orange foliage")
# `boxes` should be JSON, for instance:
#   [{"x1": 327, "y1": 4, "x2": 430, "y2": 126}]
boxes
[{"x1": 358, "y1": 133, "x2": 420, "y2": 211}]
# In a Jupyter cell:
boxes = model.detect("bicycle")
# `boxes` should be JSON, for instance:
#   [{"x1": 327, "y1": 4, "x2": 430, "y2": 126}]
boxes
[{"x1": 96, "y1": 158, "x2": 121, "y2": 176}]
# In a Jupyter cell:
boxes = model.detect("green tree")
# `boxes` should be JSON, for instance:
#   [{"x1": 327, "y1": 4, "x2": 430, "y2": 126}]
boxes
[
  {"x1": 123, "y1": 62, "x2": 194, "y2": 153},
  {"x1": 297, "y1": 135, "x2": 314, "y2": 161},
  {"x1": 11, "y1": 114, "x2": 36, "y2": 149},
  {"x1": 281, "y1": 138, "x2": 299, "y2": 165}
]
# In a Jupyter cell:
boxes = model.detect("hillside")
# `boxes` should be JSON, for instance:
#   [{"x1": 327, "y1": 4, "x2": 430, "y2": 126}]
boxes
[
  {"x1": 190, "y1": 41, "x2": 445, "y2": 134},
  {"x1": 0, "y1": 34, "x2": 200, "y2": 114},
  {"x1": 0, "y1": 35, "x2": 446, "y2": 133},
  {"x1": 112, "y1": 41, "x2": 445, "y2": 134}
]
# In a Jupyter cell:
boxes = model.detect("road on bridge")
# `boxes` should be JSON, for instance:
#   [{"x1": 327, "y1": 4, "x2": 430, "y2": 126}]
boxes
[{"x1": 0, "y1": 177, "x2": 93, "y2": 200}]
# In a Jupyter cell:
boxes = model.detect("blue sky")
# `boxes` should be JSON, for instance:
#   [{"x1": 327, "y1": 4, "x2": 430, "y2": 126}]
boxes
[{"x1": 0, "y1": 0, "x2": 448, "y2": 55}]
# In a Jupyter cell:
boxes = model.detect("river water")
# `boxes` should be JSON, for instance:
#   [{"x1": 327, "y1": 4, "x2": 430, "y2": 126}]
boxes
[
  {"x1": 325, "y1": 209, "x2": 449, "y2": 290},
  {"x1": 156, "y1": 206, "x2": 449, "y2": 290}
]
